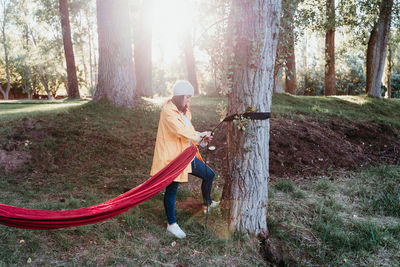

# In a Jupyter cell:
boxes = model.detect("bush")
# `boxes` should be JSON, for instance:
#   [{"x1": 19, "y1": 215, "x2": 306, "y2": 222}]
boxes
[{"x1": 391, "y1": 74, "x2": 400, "y2": 98}]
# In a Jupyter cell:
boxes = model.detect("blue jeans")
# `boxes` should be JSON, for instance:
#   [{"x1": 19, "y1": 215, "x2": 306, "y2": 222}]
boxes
[{"x1": 164, "y1": 157, "x2": 215, "y2": 224}]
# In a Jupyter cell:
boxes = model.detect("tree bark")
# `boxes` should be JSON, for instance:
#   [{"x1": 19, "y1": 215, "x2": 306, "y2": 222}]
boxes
[
  {"x1": 366, "y1": 0, "x2": 393, "y2": 98},
  {"x1": 95, "y1": 0, "x2": 136, "y2": 107},
  {"x1": 184, "y1": 28, "x2": 199, "y2": 95},
  {"x1": 59, "y1": 0, "x2": 80, "y2": 98},
  {"x1": 134, "y1": 0, "x2": 153, "y2": 97},
  {"x1": 222, "y1": 0, "x2": 281, "y2": 235},
  {"x1": 324, "y1": 0, "x2": 336, "y2": 96}
]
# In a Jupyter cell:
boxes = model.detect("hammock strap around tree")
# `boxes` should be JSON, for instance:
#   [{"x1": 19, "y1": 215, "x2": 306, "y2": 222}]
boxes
[{"x1": 0, "y1": 145, "x2": 198, "y2": 230}]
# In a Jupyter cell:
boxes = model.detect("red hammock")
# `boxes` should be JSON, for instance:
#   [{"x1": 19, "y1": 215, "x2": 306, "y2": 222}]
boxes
[{"x1": 0, "y1": 145, "x2": 197, "y2": 230}]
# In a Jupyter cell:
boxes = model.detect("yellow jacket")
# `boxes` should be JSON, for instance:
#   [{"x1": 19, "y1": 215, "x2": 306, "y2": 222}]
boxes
[{"x1": 150, "y1": 100, "x2": 200, "y2": 182}]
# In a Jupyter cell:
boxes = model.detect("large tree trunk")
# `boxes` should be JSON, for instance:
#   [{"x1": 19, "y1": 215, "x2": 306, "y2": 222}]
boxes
[
  {"x1": 184, "y1": 29, "x2": 199, "y2": 95},
  {"x1": 134, "y1": 0, "x2": 153, "y2": 97},
  {"x1": 222, "y1": 0, "x2": 281, "y2": 235},
  {"x1": 324, "y1": 0, "x2": 336, "y2": 96},
  {"x1": 95, "y1": 0, "x2": 136, "y2": 107},
  {"x1": 366, "y1": 0, "x2": 393, "y2": 98},
  {"x1": 59, "y1": 0, "x2": 80, "y2": 98}
]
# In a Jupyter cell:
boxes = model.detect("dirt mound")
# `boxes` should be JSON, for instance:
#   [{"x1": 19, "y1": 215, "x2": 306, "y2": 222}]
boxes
[{"x1": 204, "y1": 117, "x2": 400, "y2": 180}]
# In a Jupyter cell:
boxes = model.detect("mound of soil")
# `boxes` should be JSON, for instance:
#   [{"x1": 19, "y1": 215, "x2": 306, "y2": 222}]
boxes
[{"x1": 204, "y1": 117, "x2": 400, "y2": 180}]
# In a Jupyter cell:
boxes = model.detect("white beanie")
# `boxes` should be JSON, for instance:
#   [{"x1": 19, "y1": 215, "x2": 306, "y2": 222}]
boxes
[{"x1": 173, "y1": 80, "x2": 194, "y2": 96}]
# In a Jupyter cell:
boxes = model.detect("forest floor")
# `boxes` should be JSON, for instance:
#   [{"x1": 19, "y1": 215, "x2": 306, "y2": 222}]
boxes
[{"x1": 0, "y1": 95, "x2": 399, "y2": 266}]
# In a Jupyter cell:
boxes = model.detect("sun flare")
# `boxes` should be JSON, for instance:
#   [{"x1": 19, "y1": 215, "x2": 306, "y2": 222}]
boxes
[{"x1": 152, "y1": 0, "x2": 195, "y2": 63}]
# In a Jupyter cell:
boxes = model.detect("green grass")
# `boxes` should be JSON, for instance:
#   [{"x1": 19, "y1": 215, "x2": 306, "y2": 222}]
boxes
[
  {"x1": 269, "y1": 165, "x2": 400, "y2": 266},
  {"x1": 272, "y1": 94, "x2": 400, "y2": 130},
  {"x1": 0, "y1": 99, "x2": 89, "y2": 121},
  {"x1": 1, "y1": 95, "x2": 399, "y2": 266}
]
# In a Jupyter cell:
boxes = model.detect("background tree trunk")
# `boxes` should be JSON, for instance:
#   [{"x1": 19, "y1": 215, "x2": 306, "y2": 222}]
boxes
[
  {"x1": 184, "y1": 28, "x2": 199, "y2": 95},
  {"x1": 59, "y1": 0, "x2": 80, "y2": 98},
  {"x1": 273, "y1": 55, "x2": 284, "y2": 94},
  {"x1": 222, "y1": 0, "x2": 281, "y2": 235},
  {"x1": 0, "y1": 1, "x2": 11, "y2": 100},
  {"x1": 366, "y1": 0, "x2": 393, "y2": 98},
  {"x1": 283, "y1": 0, "x2": 297, "y2": 95},
  {"x1": 134, "y1": 0, "x2": 153, "y2": 97},
  {"x1": 94, "y1": 0, "x2": 135, "y2": 107},
  {"x1": 324, "y1": 0, "x2": 336, "y2": 96},
  {"x1": 285, "y1": 19, "x2": 296, "y2": 94},
  {"x1": 385, "y1": 41, "x2": 392, "y2": 98}
]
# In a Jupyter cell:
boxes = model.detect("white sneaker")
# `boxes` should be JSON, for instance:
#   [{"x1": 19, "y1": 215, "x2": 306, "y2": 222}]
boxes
[
  {"x1": 167, "y1": 223, "x2": 186, "y2": 239},
  {"x1": 202, "y1": 201, "x2": 219, "y2": 214}
]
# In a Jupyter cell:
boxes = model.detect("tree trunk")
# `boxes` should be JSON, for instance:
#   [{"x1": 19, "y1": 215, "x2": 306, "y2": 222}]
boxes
[
  {"x1": 84, "y1": 8, "x2": 95, "y2": 94},
  {"x1": 1, "y1": 20, "x2": 11, "y2": 100},
  {"x1": 59, "y1": 0, "x2": 80, "y2": 98},
  {"x1": 366, "y1": 0, "x2": 393, "y2": 98},
  {"x1": 303, "y1": 35, "x2": 310, "y2": 95},
  {"x1": 222, "y1": 0, "x2": 281, "y2": 235},
  {"x1": 184, "y1": 29, "x2": 199, "y2": 95},
  {"x1": 88, "y1": 32, "x2": 94, "y2": 92},
  {"x1": 282, "y1": 0, "x2": 297, "y2": 95},
  {"x1": 385, "y1": 41, "x2": 392, "y2": 98},
  {"x1": 285, "y1": 17, "x2": 297, "y2": 94},
  {"x1": 324, "y1": 0, "x2": 336, "y2": 96},
  {"x1": 81, "y1": 44, "x2": 88, "y2": 89},
  {"x1": 95, "y1": 0, "x2": 136, "y2": 107},
  {"x1": 273, "y1": 16, "x2": 284, "y2": 94},
  {"x1": 273, "y1": 62, "x2": 284, "y2": 93},
  {"x1": 40, "y1": 74, "x2": 52, "y2": 100},
  {"x1": 134, "y1": 0, "x2": 153, "y2": 97},
  {"x1": 24, "y1": 66, "x2": 32, "y2": 99}
]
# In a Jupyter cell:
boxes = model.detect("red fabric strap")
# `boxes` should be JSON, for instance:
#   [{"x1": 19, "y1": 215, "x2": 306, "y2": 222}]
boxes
[{"x1": 0, "y1": 145, "x2": 198, "y2": 230}]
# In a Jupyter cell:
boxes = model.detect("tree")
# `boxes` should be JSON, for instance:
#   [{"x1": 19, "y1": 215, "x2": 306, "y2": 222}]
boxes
[
  {"x1": 14, "y1": 0, "x2": 33, "y2": 99},
  {"x1": 133, "y1": 0, "x2": 153, "y2": 97},
  {"x1": 222, "y1": 0, "x2": 281, "y2": 235},
  {"x1": 183, "y1": 28, "x2": 199, "y2": 95},
  {"x1": 285, "y1": 0, "x2": 297, "y2": 95},
  {"x1": 366, "y1": 0, "x2": 394, "y2": 98},
  {"x1": 0, "y1": 0, "x2": 11, "y2": 100},
  {"x1": 297, "y1": 0, "x2": 337, "y2": 96},
  {"x1": 385, "y1": 35, "x2": 392, "y2": 98},
  {"x1": 59, "y1": 0, "x2": 80, "y2": 98},
  {"x1": 325, "y1": 0, "x2": 336, "y2": 95},
  {"x1": 94, "y1": 0, "x2": 135, "y2": 107},
  {"x1": 274, "y1": 0, "x2": 298, "y2": 95}
]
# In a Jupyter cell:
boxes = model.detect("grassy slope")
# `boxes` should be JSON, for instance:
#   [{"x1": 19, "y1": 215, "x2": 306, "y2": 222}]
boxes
[
  {"x1": 272, "y1": 94, "x2": 400, "y2": 130},
  {"x1": 0, "y1": 95, "x2": 399, "y2": 266}
]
